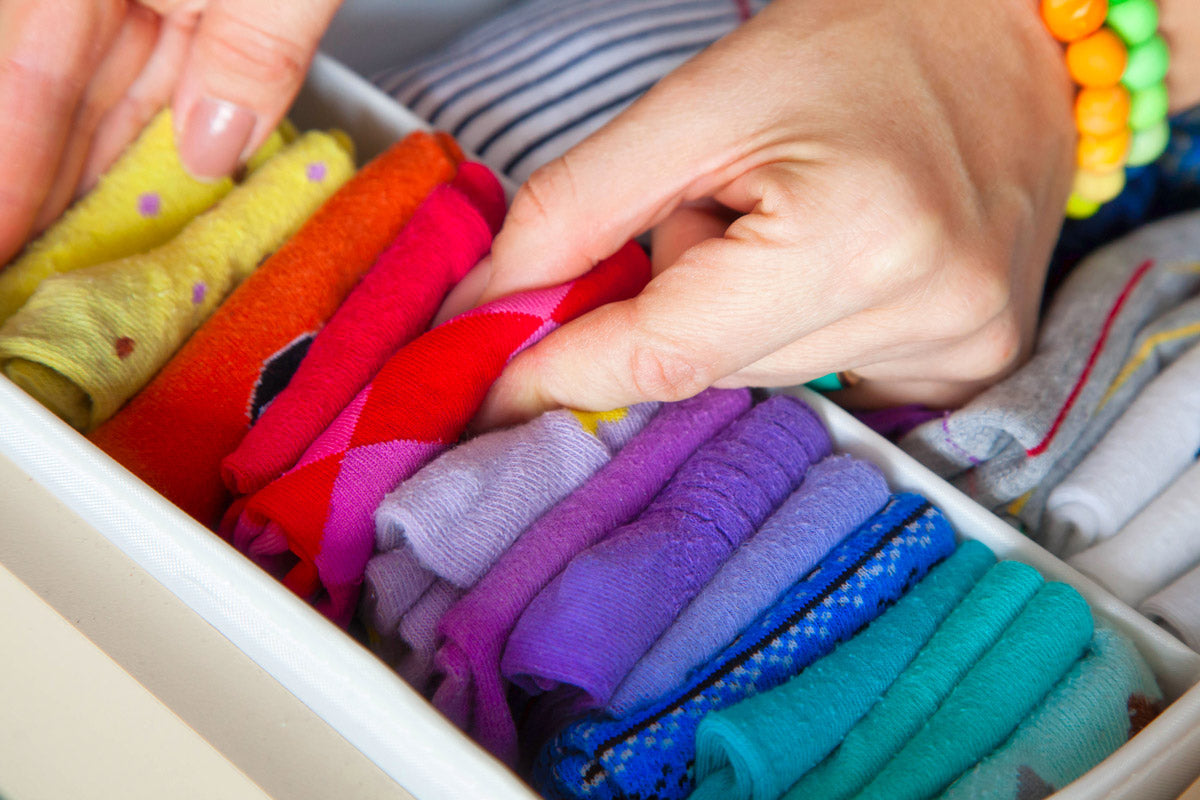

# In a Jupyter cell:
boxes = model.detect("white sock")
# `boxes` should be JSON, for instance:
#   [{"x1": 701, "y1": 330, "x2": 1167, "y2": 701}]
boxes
[{"x1": 1141, "y1": 565, "x2": 1200, "y2": 650}]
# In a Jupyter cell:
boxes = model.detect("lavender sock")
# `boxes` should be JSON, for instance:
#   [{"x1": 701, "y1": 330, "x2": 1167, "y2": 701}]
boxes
[
  {"x1": 501, "y1": 395, "x2": 830, "y2": 711},
  {"x1": 361, "y1": 547, "x2": 437, "y2": 638},
  {"x1": 607, "y1": 453, "x2": 883, "y2": 717},
  {"x1": 375, "y1": 403, "x2": 658, "y2": 589},
  {"x1": 430, "y1": 389, "x2": 751, "y2": 765},
  {"x1": 393, "y1": 580, "x2": 464, "y2": 695}
]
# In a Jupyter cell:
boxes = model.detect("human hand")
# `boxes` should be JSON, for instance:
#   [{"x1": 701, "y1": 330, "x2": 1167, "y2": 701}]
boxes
[
  {"x1": 0, "y1": 0, "x2": 342, "y2": 265},
  {"x1": 465, "y1": 0, "x2": 1083, "y2": 427}
]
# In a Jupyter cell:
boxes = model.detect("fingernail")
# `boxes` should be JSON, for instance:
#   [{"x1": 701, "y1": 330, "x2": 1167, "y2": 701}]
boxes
[{"x1": 178, "y1": 97, "x2": 256, "y2": 180}]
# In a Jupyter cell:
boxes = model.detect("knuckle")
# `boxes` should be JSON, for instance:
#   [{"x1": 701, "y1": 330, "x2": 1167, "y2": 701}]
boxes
[
  {"x1": 508, "y1": 156, "x2": 577, "y2": 229},
  {"x1": 624, "y1": 324, "x2": 714, "y2": 403},
  {"x1": 200, "y1": 11, "x2": 307, "y2": 90}
]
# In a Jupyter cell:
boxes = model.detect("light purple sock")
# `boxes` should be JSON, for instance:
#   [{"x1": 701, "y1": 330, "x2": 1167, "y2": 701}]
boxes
[
  {"x1": 360, "y1": 547, "x2": 437, "y2": 638},
  {"x1": 374, "y1": 403, "x2": 659, "y2": 589},
  {"x1": 430, "y1": 388, "x2": 751, "y2": 766},
  {"x1": 501, "y1": 395, "x2": 831, "y2": 711},
  {"x1": 607, "y1": 453, "x2": 888, "y2": 716},
  {"x1": 393, "y1": 579, "x2": 463, "y2": 696}
]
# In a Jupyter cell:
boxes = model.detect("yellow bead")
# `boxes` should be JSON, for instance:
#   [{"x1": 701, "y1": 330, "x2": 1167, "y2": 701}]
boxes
[
  {"x1": 1077, "y1": 129, "x2": 1131, "y2": 171},
  {"x1": 1066, "y1": 193, "x2": 1102, "y2": 218},
  {"x1": 1075, "y1": 85, "x2": 1131, "y2": 136},
  {"x1": 1042, "y1": 0, "x2": 1109, "y2": 42},
  {"x1": 1067, "y1": 28, "x2": 1129, "y2": 88},
  {"x1": 1072, "y1": 167, "x2": 1126, "y2": 203}
]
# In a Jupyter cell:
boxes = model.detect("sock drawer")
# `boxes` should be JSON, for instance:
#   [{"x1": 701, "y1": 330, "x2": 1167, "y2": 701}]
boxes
[{"x1": 2, "y1": 52, "x2": 1200, "y2": 800}]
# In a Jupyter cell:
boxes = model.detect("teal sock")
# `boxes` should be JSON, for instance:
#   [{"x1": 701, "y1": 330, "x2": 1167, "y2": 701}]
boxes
[
  {"x1": 936, "y1": 625, "x2": 1162, "y2": 800},
  {"x1": 692, "y1": 541, "x2": 995, "y2": 800},
  {"x1": 786, "y1": 558, "x2": 1045, "y2": 800},
  {"x1": 852, "y1": 582, "x2": 1094, "y2": 800}
]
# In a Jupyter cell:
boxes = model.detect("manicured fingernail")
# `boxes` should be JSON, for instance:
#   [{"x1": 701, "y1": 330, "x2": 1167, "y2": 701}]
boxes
[{"x1": 178, "y1": 97, "x2": 255, "y2": 180}]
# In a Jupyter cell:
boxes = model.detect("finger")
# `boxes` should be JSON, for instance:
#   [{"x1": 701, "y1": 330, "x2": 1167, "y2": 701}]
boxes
[
  {"x1": 431, "y1": 255, "x2": 493, "y2": 327},
  {"x1": 78, "y1": 4, "x2": 198, "y2": 192},
  {"x1": 0, "y1": 0, "x2": 120, "y2": 263},
  {"x1": 33, "y1": 5, "x2": 159, "y2": 231},
  {"x1": 170, "y1": 0, "x2": 343, "y2": 179},
  {"x1": 649, "y1": 201, "x2": 737, "y2": 275},
  {"x1": 477, "y1": 26, "x2": 785, "y2": 305}
]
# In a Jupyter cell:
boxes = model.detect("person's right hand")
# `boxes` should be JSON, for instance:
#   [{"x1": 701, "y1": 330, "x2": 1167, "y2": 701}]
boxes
[{"x1": 0, "y1": 0, "x2": 343, "y2": 266}]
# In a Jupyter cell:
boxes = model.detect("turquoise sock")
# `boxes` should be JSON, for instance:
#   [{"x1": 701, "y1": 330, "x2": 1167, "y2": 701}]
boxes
[
  {"x1": 786, "y1": 559, "x2": 1045, "y2": 800},
  {"x1": 692, "y1": 542, "x2": 995, "y2": 800},
  {"x1": 852, "y1": 582, "x2": 1094, "y2": 800},
  {"x1": 936, "y1": 625, "x2": 1162, "y2": 800}
]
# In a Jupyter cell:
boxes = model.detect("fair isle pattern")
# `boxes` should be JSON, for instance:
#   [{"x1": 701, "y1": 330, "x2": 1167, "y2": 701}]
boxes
[
  {"x1": 374, "y1": 0, "x2": 769, "y2": 182},
  {"x1": 533, "y1": 494, "x2": 956, "y2": 800}
]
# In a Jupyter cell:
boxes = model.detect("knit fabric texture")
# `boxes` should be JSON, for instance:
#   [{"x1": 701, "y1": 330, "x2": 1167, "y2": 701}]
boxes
[
  {"x1": 0, "y1": 110, "x2": 287, "y2": 322},
  {"x1": 88, "y1": 131, "x2": 461, "y2": 527},
  {"x1": 852, "y1": 582, "x2": 1094, "y2": 800},
  {"x1": 373, "y1": 402, "x2": 659, "y2": 590},
  {"x1": 937, "y1": 626, "x2": 1162, "y2": 800},
  {"x1": 900, "y1": 210, "x2": 1200, "y2": 531},
  {"x1": 503, "y1": 396, "x2": 830, "y2": 710},
  {"x1": 429, "y1": 389, "x2": 751, "y2": 766},
  {"x1": 232, "y1": 241, "x2": 651, "y2": 626},
  {"x1": 532, "y1": 492, "x2": 957, "y2": 800},
  {"x1": 609, "y1": 453, "x2": 884, "y2": 717},
  {"x1": 690, "y1": 541, "x2": 995, "y2": 800},
  {"x1": 785, "y1": 559, "x2": 1045, "y2": 800},
  {"x1": 1069, "y1": 458, "x2": 1200, "y2": 606},
  {"x1": 1043, "y1": 339, "x2": 1200, "y2": 557},
  {"x1": 375, "y1": 0, "x2": 769, "y2": 182},
  {"x1": 1141, "y1": 563, "x2": 1200, "y2": 651},
  {"x1": 1, "y1": 131, "x2": 353, "y2": 431},
  {"x1": 222, "y1": 161, "x2": 507, "y2": 494}
]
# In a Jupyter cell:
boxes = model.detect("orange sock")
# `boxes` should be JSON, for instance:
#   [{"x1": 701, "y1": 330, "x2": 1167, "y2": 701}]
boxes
[{"x1": 89, "y1": 131, "x2": 462, "y2": 527}]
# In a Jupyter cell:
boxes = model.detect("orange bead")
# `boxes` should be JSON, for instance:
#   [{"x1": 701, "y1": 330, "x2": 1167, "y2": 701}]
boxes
[
  {"x1": 1077, "y1": 129, "x2": 1131, "y2": 170},
  {"x1": 1074, "y1": 85, "x2": 1131, "y2": 136},
  {"x1": 1067, "y1": 29, "x2": 1128, "y2": 88},
  {"x1": 1041, "y1": 0, "x2": 1108, "y2": 42}
]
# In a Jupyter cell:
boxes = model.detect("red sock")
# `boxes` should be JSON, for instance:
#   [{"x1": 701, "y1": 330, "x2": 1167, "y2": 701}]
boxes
[
  {"x1": 236, "y1": 241, "x2": 651, "y2": 626},
  {"x1": 88, "y1": 132, "x2": 462, "y2": 527},
  {"x1": 221, "y1": 162, "x2": 505, "y2": 496}
]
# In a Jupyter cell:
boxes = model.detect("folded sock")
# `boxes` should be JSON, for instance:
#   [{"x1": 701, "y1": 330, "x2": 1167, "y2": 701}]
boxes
[
  {"x1": 785, "y1": 559, "x2": 1045, "y2": 800},
  {"x1": 901, "y1": 210, "x2": 1200, "y2": 519},
  {"x1": 531, "y1": 493, "x2": 957, "y2": 800},
  {"x1": 852, "y1": 582, "x2": 1094, "y2": 800},
  {"x1": 429, "y1": 389, "x2": 751, "y2": 766},
  {"x1": 361, "y1": 547, "x2": 439, "y2": 639},
  {"x1": 0, "y1": 131, "x2": 353, "y2": 431},
  {"x1": 0, "y1": 111, "x2": 286, "y2": 323},
  {"x1": 1141, "y1": 560, "x2": 1200, "y2": 650},
  {"x1": 391, "y1": 579, "x2": 464, "y2": 696},
  {"x1": 87, "y1": 131, "x2": 461, "y2": 526},
  {"x1": 937, "y1": 625, "x2": 1162, "y2": 800},
  {"x1": 1044, "y1": 340, "x2": 1200, "y2": 557},
  {"x1": 608, "y1": 453, "x2": 882, "y2": 717},
  {"x1": 221, "y1": 162, "x2": 506, "y2": 494},
  {"x1": 374, "y1": 402, "x2": 659, "y2": 590},
  {"x1": 375, "y1": 0, "x2": 768, "y2": 182},
  {"x1": 691, "y1": 541, "x2": 995, "y2": 800},
  {"x1": 502, "y1": 396, "x2": 830, "y2": 710},
  {"x1": 1068, "y1": 458, "x2": 1200, "y2": 605},
  {"x1": 1008, "y1": 293, "x2": 1200, "y2": 535},
  {"x1": 236, "y1": 242, "x2": 651, "y2": 626}
]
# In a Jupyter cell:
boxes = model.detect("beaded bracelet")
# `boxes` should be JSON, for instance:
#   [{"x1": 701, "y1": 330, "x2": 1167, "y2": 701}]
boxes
[{"x1": 1041, "y1": 0, "x2": 1171, "y2": 219}]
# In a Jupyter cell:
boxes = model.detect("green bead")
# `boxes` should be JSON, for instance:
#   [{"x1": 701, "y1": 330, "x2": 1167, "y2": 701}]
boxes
[
  {"x1": 1107, "y1": 0, "x2": 1159, "y2": 45},
  {"x1": 1129, "y1": 83, "x2": 1169, "y2": 130},
  {"x1": 1122, "y1": 35, "x2": 1170, "y2": 91},
  {"x1": 805, "y1": 373, "x2": 843, "y2": 392},
  {"x1": 1127, "y1": 119, "x2": 1170, "y2": 165},
  {"x1": 1065, "y1": 193, "x2": 1101, "y2": 219}
]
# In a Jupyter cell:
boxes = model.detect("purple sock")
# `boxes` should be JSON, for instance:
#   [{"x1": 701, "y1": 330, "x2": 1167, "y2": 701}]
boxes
[
  {"x1": 501, "y1": 395, "x2": 830, "y2": 712},
  {"x1": 430, "y1": 389, "x2": 751, "y2": 765},
  {"x1": 393, "y1": 579, "x2": 463, "y2": 696},
  {"x1": 608, "y1": 453, "x2": 887, "y2": 716},
  {"x1": 374, "y1": 403, "x2": 659, "y2": 589},
  {"x1": 360, "y1": 547, "x2": 437, "y2": 638}
]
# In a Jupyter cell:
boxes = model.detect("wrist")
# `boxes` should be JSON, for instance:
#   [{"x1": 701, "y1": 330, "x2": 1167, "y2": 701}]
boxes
[{"x1": 1159, "y1": 0, "x2": 1200, "y2": 109}]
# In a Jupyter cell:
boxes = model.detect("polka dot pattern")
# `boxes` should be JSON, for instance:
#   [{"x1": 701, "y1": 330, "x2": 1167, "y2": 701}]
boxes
[
  {"x1": 114, "y1": 337, "x2": 135, "y2": 359},
  {"x1": 192, "y1": 282, "x2": 207, "y2": 305},
  {"x1": 137, "y1": 192, "x2": 161, "y2": 218},
  {"x1": 307, "y1": 162, "x2": 327, "y2": 182}
]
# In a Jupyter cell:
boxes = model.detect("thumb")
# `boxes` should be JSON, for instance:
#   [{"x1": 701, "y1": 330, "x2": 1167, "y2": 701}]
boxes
[
  {"x1": 168, "y1": 0, "x2": 341, "y2": 179},
  {"x1": 478, "y1": 45, "x2": 758, "y2": 305}
]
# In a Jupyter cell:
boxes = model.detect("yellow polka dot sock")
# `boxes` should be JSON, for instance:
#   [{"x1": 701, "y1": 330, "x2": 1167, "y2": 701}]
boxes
[
  {"x1": 0, "y1": 109, "x2": 289, "y2": 323},
  {"x1": 0, "y1": 129, "x2": 353, "y2": 431}
]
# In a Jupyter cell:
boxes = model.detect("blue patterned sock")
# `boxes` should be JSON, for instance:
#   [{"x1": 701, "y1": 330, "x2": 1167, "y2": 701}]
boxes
[{"x1": 532, "y1": 493, "x2": 958, "y2": 800}]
